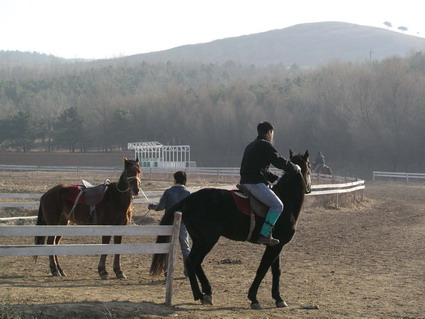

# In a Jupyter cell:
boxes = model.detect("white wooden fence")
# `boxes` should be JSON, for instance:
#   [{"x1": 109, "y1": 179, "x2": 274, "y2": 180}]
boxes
[
  {"x1": 0, "y1": 178, "x2": 365, "y2": 210},
  {"x1": 0, "y1": 212, "x2": 182, "y2": 306},
  {"x1": 309, "y1": 179, "x2": 365, "y2": 208},
  {"x1": 373, "y1": 171, "x2": 425, "y2": 182}
]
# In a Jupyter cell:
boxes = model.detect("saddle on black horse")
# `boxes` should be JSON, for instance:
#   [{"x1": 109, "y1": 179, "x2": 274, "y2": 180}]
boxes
[{"x1": 231, "y1": 184, "x2": 271, "y2": 241}]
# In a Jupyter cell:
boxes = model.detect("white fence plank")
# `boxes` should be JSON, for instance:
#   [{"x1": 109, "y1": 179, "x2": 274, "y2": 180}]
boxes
[
  {"x1": 0, "y1": 243, "x2": 171, "y2": 257},
  {"x1": 373, "y1": 171, "x2": 425, "y2": 182},
  {"x1": 309, "y1": 184, "x2": 365, "y2": 196},
  {"x1": 0, "y1": 225, "x2": 173, "y2": 237}
]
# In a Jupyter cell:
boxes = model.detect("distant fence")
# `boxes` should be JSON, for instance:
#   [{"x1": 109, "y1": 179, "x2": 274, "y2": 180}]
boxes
[
  {"x1": 0, "y1": 179, "x2": 365, "y2": 210},
  {"x1": 0, "y1": 212, "x2": 182, "y2": 306},
  {"x1": 373, "y1": 171, "x2": 425, "y2": 182},
  {"x1": 0, "y1": 165, "x2": 364, "y2": 211}
]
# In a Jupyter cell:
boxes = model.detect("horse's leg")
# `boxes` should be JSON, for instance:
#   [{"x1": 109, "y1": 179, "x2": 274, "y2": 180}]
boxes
[
  {"x1": 54, "y1": 236, "x2": 67, "y2": 277},
  {"x1": 98, "y1": 235, "x2": 111, "y2": 280},
  {"x1": 186, "y1": 236, "x2": 219, "y2": 305},
  {"x1": 112, "y1": 236, "x2": 126, "y2": 279},
  {"x1": 271, "y1": 254, "x2": 287, "y2": 307},
  {"x1": 47, "y1": 235, "x2": 61, "y2": 276},
  {"x1": 248, "y1": 245, "x2": 283, "y2": 309}
]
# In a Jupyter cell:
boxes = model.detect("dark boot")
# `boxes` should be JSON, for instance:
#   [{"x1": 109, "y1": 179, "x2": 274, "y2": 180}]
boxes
[{"x1": 257, "y1": 233, "x2": 280, "y2": 246}]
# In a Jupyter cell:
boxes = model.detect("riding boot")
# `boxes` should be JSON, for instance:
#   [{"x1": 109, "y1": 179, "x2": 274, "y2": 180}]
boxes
[{"x1": 257, "y1": 210, "x2": 281, "y2": 246}]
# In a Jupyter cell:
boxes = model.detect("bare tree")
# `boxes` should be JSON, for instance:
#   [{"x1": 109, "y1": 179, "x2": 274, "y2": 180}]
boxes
[{"x1": 383, "y1": 21, "x2": 392, "y2": 29}]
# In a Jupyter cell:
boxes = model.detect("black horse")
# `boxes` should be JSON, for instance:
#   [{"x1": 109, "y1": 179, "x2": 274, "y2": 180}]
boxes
[{"x1": 150, "y1": 150, "x2": 311, "y2": 309}]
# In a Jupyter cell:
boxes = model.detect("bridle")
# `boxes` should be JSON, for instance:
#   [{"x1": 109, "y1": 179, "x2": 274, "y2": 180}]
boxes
[
  {"x1": 116, "y1": 170, "x2": 141, "y2": 194},
  {"x1": 299, "y1": 171, "x2": 312, "y2": 194},
  {"x1": 288, "y1": 157, "x2": 312, "y2": 194}
]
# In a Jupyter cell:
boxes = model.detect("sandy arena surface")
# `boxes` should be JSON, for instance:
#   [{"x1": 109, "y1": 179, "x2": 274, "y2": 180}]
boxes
[{"x1": 0, "y1": 156, "x2": 424, "y2": 319}]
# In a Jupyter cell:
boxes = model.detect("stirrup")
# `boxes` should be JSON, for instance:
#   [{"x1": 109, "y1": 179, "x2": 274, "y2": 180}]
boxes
[{"x1": 257, "y1": 234, "x2": 280, "y2": 246}]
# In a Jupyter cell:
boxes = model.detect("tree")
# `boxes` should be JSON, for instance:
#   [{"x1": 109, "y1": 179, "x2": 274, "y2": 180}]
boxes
[
  {"x1": 0, "y1": 111, "x2": 34, "y2": 151},
  {"x1": 398, "y1": 26, "x2": 408, "y2": 32},
  {"x1": 383, "y1": 21, "x2": 392, "y2": 29},
  {"x1": 54, "y1": 107, "x2": 83, "y2": 152}
]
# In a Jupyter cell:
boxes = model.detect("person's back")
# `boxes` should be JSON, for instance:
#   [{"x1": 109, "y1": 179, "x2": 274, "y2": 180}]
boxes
[
  {"x1": 160, "y1": 185, "x2": 190, "y2": 213},
  {"x1": 313, "y1": 152, "x2": 325, "y2": 173}
]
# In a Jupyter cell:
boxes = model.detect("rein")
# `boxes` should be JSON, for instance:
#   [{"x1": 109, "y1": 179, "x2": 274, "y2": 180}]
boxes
[
  {"x1": 299, "y1": 172, "x2": 311, "y2": 194},
  {"x1": 116, "y1": 171, "x2": 152, "y2": 205},
  {"x1": 275, "y1": 168, "x2": 311, "y2": 196}
]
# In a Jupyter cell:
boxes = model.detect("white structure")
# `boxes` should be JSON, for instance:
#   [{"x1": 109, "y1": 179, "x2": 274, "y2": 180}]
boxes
[{"x1": 128, "y1": 141, "x2": 192, "y2": 168}]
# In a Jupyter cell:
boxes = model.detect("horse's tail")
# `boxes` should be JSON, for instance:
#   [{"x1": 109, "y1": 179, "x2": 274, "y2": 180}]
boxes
[
  {"x1": 149, "y1": 201, "x2": 184, "y2": 276},
  {"x1": 35, "y1": 204, "x2": 46, "y2": 245}
]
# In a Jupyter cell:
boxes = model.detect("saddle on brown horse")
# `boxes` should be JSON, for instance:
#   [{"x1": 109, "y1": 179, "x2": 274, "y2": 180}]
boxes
[{"x1": 66, "y1": 179, "x2": 111, "y2": 223}]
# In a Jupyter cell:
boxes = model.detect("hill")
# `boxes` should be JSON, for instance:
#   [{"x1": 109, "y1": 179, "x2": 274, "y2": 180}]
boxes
[
  {"x1": 121, "y1": 21, "x2": 425, "y2": 67},
  {"x1": 2, "y1": 22, "x2": 425, "y2": 68}
]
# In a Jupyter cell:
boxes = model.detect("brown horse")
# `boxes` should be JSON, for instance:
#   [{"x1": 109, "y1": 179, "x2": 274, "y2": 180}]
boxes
[
  {"x1": 317, "y1": 165, "x2": 332, "y2": 175},
  {"x1": 35, "y1": 157, "x2": 141, "y2": 279}
]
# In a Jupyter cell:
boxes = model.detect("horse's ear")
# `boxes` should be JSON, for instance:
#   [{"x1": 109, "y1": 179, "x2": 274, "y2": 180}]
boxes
[
  {"x1": 135, "y1": 156, "x2": 139, "y2": 164},
  {"x1": 289, "y1": 149, "x2": 294, "y2": 158},
  {"x1": 304, "y1": 150, "x2": 309, "y2": 159}
]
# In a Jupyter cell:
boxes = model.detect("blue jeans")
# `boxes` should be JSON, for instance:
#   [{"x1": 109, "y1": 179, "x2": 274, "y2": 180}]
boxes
[
  {"x1": 165, "y1": 222, "x2": 190, "y2": 275},
  {"x1": 241, "y1": 183, "x2": 284, "y2": 237},
  {"x1": 240, "y1": 183, "x2": 283, "y2": 213},
  {"x1": 179, "y1": 223, "x2": 191, "y2": 259}
]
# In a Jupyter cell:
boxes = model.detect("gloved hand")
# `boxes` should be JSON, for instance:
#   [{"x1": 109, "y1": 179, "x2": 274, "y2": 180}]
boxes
[
  {"x1": 292, "y1": 163, "x2": 301, "y2": 174},
  {"x1": 148, "y1": 204, "x2": 156, "y2": 210}
]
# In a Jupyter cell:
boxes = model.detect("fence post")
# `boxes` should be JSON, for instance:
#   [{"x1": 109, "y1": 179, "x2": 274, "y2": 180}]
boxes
[
  {"x1": 335, "y1": 193, "x2": 339, "y2": 209},
  {"x1": 165, "y1": 211, "x2": 182, "y2": 306}
]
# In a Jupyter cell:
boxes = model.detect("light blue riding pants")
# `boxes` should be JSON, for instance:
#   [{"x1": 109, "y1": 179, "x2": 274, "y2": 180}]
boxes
[
  {"x1": 240, "y1": 183, "x2": 284, "y2": 237},
  {"x1": 240, "y1": 183, "x2": 283, "y2": 213}
]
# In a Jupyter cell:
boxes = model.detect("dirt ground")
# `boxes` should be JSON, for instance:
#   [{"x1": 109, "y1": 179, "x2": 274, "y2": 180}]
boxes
[{"x1": 0, "y1": 161, "x2": 424, "y2": 318}]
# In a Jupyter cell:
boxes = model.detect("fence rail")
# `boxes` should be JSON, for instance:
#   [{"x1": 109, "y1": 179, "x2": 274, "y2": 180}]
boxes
[
  {"x1": 0, "y1": 212, "x2": 182, "y2": 306},
  {"x1": 373, "y1": 171, "x2": 425, "y2": 182},
  {"x1": 0, "y1": 164, "x2": 364, "y2": 211}
]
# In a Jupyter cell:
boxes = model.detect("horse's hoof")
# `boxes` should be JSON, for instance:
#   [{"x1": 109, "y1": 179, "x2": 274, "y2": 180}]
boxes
[
  {"x1": 51, "y1": 271, "x2": 61, "y2": 277},
  {"x1": 116, "y1": 272, "x2": 127, "y2": 279},
  {"x1": 99, "y1": 272, "x2": 109, "y2": 280},
  {"x1": 250, "y1": 302, "x2": 262, "y2": 310},
  {"x1": 276, "y1": 300, "x2": 288, "y2": 308},
  {"x1": 201, "y1": 295, "x2": 213, "y2": 305}
]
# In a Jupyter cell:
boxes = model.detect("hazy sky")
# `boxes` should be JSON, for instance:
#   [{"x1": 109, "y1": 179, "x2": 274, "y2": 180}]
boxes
[{"x1": 1, "y1": 0, "x2": 423, "y2": 59}]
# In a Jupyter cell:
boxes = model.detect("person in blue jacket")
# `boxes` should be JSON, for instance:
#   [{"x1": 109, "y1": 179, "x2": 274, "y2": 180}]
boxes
[{"x1": 148, "y1": 171, "x2": 191, "y2": 276}]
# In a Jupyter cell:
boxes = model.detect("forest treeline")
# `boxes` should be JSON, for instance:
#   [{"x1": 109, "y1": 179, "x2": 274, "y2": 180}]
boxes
[{"x1": 1, "y1": 53, "x2": 425, "y2": 178}]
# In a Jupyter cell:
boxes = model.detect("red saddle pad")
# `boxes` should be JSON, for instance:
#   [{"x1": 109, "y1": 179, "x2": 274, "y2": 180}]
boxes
[
  {"x1": 230, "y1": 190, "x2": 251, "y2": 216},
  {"x1": 65, "y1": 185, "x2": 86, "y2": 204}
]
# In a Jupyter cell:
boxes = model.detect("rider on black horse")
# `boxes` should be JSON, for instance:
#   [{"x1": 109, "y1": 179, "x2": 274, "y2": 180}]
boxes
[{"x1": 239, "y1": 121, "x2": 301, "y2": 246}]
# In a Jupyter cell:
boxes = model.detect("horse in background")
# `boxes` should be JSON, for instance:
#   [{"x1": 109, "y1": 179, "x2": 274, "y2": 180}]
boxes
[
  {"x1": 150, "y1": 150, "x2": 311, "y2": 309},
  {"x1": 35, "y1": 157, "x2": 141, "y2": 280},
  {"x1": 316, "y1": 165, "x2": 332, "y2": 175}
]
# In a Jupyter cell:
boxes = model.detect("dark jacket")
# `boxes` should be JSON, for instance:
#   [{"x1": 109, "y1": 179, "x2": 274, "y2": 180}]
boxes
[{"x1": 240, "y1": 135, "x2": 294, "y2": 185}]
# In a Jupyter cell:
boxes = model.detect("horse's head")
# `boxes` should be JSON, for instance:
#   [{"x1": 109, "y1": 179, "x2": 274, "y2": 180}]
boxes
[
  {"x1": 289, "y1": 149, "x2": 312, "y2": 194},
  {"x1": 123, "y1": 157, "x2": 141, "y2": 196}
]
